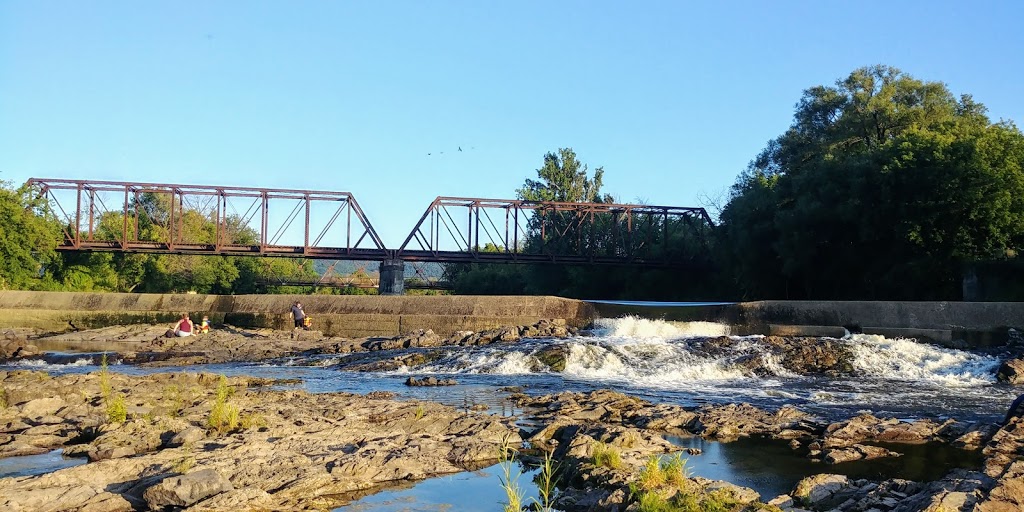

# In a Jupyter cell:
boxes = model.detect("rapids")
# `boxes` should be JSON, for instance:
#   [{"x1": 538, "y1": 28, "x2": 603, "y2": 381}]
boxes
[{"x1": 5, "y1": 316, "x2": 1017, "y2": 422}]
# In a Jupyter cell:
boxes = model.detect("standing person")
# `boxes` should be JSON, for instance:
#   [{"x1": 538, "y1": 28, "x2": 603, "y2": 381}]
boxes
[
  {"x1": 289, "y1": 301, "x2": 307, "y2": 334},
  {"x1": 172, "y1": 313, "x2": 194, "y2": 337}
]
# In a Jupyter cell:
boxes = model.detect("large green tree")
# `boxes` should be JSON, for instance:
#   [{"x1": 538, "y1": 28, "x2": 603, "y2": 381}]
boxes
[
  {"x1": 720, "y1": 65, "x2": 1024, "y2": 299},
  {"x1": 0, "y1": 181, "x2": 62, "y2": 289}
]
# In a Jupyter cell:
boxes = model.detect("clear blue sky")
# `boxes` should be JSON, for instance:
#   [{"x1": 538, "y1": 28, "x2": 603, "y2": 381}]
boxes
[{"x1": 2, "y1": 1, "x2": 1022, "y2": 247}]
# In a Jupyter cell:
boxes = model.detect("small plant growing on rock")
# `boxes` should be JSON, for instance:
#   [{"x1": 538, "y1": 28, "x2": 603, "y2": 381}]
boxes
[
  {"x1": 637, "y1": 455, "x2": 667, "y2": 491},
  {"x1": 592, "y1": 441, "x2": 622, "y2": 469},
  {"x1": 240, "y1": 413, "x2": 266, "y2": 429},
  {"x1": 107, "y1": 394, "x2": 127, "y2": 423},
  {"x1": 662, "y1": 453, "x2": 690, "y2": 487},
  {"x1": 207, "y1": 375, "x2": 240, "y2": 433},
  {"x1": 99, "y1": 353, "x2": 112, "y2": 399},
  {"x1": 498, "y1": 432, "x2": 524, "y2": 512},
  {"x1": 414, "y1": 404, "x2": 426, "y2": 420},
  {"x1": 531, "y1": 449, "x2": 559, "y2": 512}
]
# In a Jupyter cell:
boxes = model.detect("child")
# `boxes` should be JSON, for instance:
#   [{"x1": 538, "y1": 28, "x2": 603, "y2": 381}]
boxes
[{"x1": 199, "y1": 316, "x2": 211, "y2": 334}]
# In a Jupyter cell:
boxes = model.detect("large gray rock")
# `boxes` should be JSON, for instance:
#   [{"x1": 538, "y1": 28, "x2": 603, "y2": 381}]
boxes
[
  {"x1": 793, "y1": 473, "x2": 850, "y2": 506},
  {"x1": 143, "y1": 469, "x2": 233, "y2": 509},
  {"x1": 997, "y1": 358, "x2": 1024, "y2": 385}
]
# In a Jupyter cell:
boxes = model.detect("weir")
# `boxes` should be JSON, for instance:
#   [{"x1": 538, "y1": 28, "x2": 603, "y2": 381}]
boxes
[{"x1": 2, "y1": 291, "x2": 1023, "y2": 347}]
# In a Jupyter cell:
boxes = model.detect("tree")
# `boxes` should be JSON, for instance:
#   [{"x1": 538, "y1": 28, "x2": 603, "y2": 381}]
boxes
[
  {"x1": 517, "y1": 148, "x2": 612, "y2": 203},
  {"x1": 0, "y1": 182, "x2": 61, "y2": 289},
  {"x1": 720, "y1": 65, "x2": 1024, "y2": 299}
]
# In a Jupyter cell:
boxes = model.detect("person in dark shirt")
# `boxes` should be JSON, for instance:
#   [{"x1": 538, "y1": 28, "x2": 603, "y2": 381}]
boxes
[{"x1": 289, "y1": 302, "x2": 307, "y2": 333}]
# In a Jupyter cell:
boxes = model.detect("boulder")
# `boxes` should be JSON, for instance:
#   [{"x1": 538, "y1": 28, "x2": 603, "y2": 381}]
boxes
[
  {"x1": 404, "y1": 376, "x2": 457, "y2": 387},
  {"x1": 793, "y1": 473, "x2": 850, "y2": 506},
  {"x1": 997, "y1": 359, "x2": 1024, "y2": 385},
  {"x1": 143, "y1": 469, "x2": 233, "y2": 509}
]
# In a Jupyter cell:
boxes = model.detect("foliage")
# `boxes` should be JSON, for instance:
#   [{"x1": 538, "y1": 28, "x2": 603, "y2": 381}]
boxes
[
  {"x1": 0, "y1": 182, "x2": 62, "y2": 290},
  {"x1": 207, "y1": 375, "x2": 240, "y2": 433},
  {"x1": 720, "y1": 65, "x2": 1024, "y2": 299},
  {"x1": 107, "y1": 394, "x2": 127, "y2": 423},
  {"x1": 591, "y1": 441, "x2": 622, "y2": 469},
  {"x1": 99, "y1": 353, "x2": 113, "y2": 400},
  {"x1": 531, "y1": 449, "x2": 559, "y2": 512},
  {"x1": 497, "y1": 432, "x2": 524, "y2": 512},
  {"x1": 447, "y1": 150, "x2": 722, "y2": 299}
]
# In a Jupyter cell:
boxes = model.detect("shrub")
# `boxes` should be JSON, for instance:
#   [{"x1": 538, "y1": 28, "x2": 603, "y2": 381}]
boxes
[{"x1": 107, "y1": 394, "x2": 127, "y2": 423}]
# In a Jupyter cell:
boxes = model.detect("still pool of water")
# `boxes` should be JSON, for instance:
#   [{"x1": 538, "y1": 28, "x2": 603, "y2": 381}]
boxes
[
  {"x1": 0, "y1": 449, "x2": 87, "y2": 479},
  {"x1": 665, "y1": 436, "x2": 984, "y2": 500},
  {"x1": 339, "y1": 462, "x2": 543, "y2": 512}
]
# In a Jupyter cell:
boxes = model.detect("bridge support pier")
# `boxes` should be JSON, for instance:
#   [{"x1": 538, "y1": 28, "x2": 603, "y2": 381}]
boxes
[{"x1": 379, "y1": 259, "x2": 405, "y2": 295}]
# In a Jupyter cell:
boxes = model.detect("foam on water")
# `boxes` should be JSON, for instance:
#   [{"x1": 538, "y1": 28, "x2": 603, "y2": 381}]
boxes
[
  {"x1": 847, "y1": 333, "x2": 1000, "y2": 387},
  {"x1": 591, "y1": 316, "x2": 730, "y2": 339}
]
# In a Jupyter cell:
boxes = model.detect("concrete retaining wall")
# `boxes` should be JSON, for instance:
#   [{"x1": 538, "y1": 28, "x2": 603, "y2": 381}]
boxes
[
  {"x1": 735, "y1": 300, "x2": 1024, "y2": 345},
  {"x1": 0, "y1": 291, "x2": 595, "y2": 338}
]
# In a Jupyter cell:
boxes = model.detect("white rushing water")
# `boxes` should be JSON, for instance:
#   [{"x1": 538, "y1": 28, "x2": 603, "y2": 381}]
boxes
[{"x1": 404, "y1": 316, "x2": 1014, "y2": 420}]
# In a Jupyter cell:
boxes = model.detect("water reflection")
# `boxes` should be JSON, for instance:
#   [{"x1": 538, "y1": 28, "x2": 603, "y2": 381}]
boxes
[
  {"x1": 338, "y1": 462, "x2": 541, "y2": 512},
  {"x1": 666, "y1": 435, "x2": 983, "y2": 500}
]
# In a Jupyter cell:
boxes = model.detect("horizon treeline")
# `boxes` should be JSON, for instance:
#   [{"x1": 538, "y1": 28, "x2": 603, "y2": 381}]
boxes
[{"x1": 2, "y1": 65, "x2": 1023, "y2": 300}]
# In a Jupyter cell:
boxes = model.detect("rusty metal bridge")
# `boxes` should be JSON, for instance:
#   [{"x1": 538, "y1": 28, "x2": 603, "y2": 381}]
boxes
[{"x1": 27, "y1": 178, "x2": 715, "y2": 293}]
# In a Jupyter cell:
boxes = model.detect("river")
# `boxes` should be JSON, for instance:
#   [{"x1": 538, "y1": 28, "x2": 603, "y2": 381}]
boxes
[{"x1": 2, "y1": 314, "x2": 1018, "y2": 508}]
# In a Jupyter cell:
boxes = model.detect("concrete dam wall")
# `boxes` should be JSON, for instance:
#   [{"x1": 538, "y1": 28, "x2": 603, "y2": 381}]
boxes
[
  {"x1": 1, "y1": 291, "x2": 1020, "y2": 345},
  {"x1": 0, "y1": 291, "x2": 596, "y2": 338}
]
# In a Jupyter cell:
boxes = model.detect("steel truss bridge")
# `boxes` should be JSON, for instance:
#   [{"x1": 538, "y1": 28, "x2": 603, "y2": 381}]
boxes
[{"x1": 27, "y1": 178, "x2": 715, "y2": 293}]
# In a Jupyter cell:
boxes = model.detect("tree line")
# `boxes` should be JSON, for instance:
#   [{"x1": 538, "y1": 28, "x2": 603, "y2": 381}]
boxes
[{"x1": 2, "y1": 65, "x2": 1022, "y2": 300}]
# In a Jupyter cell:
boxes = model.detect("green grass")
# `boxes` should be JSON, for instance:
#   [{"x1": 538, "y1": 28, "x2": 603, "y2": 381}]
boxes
[
  {"x1": 592, "y1": 441, "x2": 623, "y2": 469},
  {"x1": 531, "y1": 449, "x2": 559, "y2": 512},
  {"x1": 207, "y1": 375, "x2": 240, "y2": 433},
  {"x1": 99, "y1": 353, "x2": 112, "y2": 399}
]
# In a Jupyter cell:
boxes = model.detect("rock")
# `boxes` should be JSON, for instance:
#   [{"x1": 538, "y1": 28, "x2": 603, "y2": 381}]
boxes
[
  {"x1": 533, "y1": 345, "x2": 568, "y2": 372},
  {"x1": 168, "y1": 427, "x2": 205, "y2": 448},
  {"x1": 404, "y1": 376, "x2": 457, "y2": 387},
  {"x1": 142, "y1": 468, "x2": 233, "y2": 509},
  {"x1": 822, "y1": 444, "x2": 900, "y2": 464},
  {"x1": 19, "y1": 397, "x2": 66, "y2": 419},
  {"x1": 998, "y1": 359, "x2": 1024, "y2": 384},
  {"x1": 793, "y1": 473, "x2": 850, "y2": 506}
]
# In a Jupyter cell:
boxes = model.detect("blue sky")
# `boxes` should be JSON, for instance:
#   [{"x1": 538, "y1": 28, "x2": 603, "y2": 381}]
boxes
[{"x1": 2, "y1": 1, "x2": 1022, "y2": 247}]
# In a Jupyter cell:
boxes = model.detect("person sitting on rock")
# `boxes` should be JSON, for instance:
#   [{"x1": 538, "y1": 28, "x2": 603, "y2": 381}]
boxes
[
  {"x1": 172, "y1": 313, "x2": 194, "y2": 337},
  {"x1": 199, "y1": 316, "x2": 211, "y2": 334}
]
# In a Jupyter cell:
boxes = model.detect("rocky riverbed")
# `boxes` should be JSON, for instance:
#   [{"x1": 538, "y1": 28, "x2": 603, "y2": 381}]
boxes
[{"x1": 2, "y1": 322, "x2": 1024, "y2": 511}]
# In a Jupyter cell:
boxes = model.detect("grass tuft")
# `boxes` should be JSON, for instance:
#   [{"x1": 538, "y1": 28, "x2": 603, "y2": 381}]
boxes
[{"x1": 592, "y1": 441, "x2": 622, "y2": 469}]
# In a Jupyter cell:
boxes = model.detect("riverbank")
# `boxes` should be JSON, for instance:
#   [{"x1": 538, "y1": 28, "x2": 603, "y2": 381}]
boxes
[{"x1": 2, "y1": 368, "x2": 1023, "y2": 511}]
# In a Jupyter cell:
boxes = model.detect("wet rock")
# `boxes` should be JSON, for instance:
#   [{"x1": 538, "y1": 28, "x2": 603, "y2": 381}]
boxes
[
  {"x1": 404, "y1": 376, "x2": 457, "y2": 387},
  {"x1": 997, "y1": 358, "x2": 1024, "y2": 384},
  {"x1": 823, "y1": 443, "x2": 901, "y2": 464},
  {"x1": 143, "y1": 468, "x2": 233, "y2": 509},
  {"x1": 0, "y1": 339, "x2": 39, "y2": 361},
  {"x1": 533, "y1": 345, "x2": 568, "y2": 372}
]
